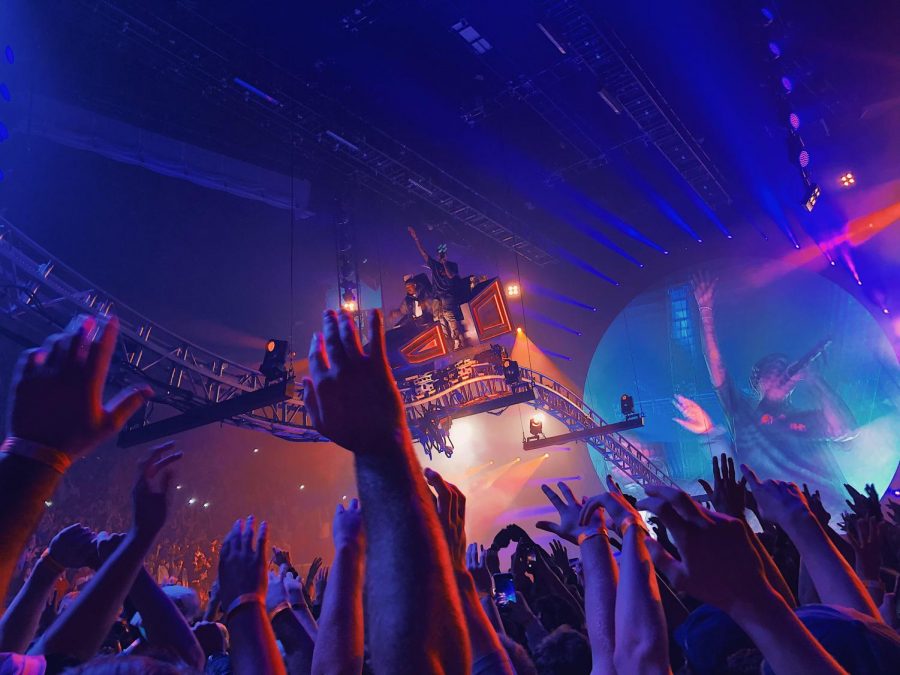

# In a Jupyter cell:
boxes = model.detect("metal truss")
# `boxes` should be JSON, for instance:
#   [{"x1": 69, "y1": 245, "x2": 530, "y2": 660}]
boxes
[
  {"x1": 0, "y1": 217, "x2": 670, "y2": 485},
  {"x1": 541, "y1": 1, "x2": 732, "y2": 210},
  {"x1": 74, "y1": 0, "x2": 558, "y2": 266},
  {"x1": 0, "y1": 218, "x2": 325, "y2": 444}
]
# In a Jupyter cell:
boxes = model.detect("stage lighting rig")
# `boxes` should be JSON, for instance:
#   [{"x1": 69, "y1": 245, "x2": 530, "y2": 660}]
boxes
[
  {"x1": 260, "y1": 339, "x2": 290, "y2": 382},
  {"x1": 839, "y1": 172, "x2": 856, "y2": 188},
  {"x1": 803, "y1": 183, "x2": 821, "y2": 213},
  {"x1": 506, "y1": 283, "x2": 521, "y2": 298},
  {"x1": 620, "y1": 393, "x2": 639, "y2": 420},
  {"x1": 528, "y1": 412, "x2": 545, "y2": 440}
]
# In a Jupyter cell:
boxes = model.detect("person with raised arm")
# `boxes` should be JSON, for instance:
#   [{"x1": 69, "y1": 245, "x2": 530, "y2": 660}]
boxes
[
  {"x1": 266, "y1": 564, "x2": 315, "y2": 675},
  {"x1": 581, "y1": 476, "x2": 670, "y2": 675},
  {"x1": 303, "y1": 309, "x2": 469, "y2": 674},
  {"x1": 536, "y1": 482, "x2": 616, "y2": 675},
  {"x1": 0, "y1": 315, "x2": 152, "y2": 600},
  {"x1": 691, "y1": 273, "x2": 855, "y2": 517},
  {"x1": 740, "y1": 465, "x2": 881, "y2": 621},
  {"x1": 31, "y1": 443, "x2": 182, "y2": 665},
  {"x1": 0, "y1": 524, "x2": 95, "y2": 653},
  {"x1": 312, "y1": 498, "x2": 365, "y2": 675},
  {"x1": 407, "y1": 226, "x2": 464, "y2": 349},
  {"x1": 424, "y1": 468, "x2": 514, "y2": 675},
  {"x1": 636, "y1": 484, "x2": 847, "y2": 675},
  {"x1": 218, "y1": 516, "x2": 286, "y2": 675}
]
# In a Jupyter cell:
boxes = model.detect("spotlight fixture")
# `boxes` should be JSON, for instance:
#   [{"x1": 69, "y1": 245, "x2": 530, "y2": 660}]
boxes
[
  {"x1": 760, "y1": 7, "x2": 775, "y2": 26},
  {"x1": 839, "y1": 172, "x2": 856, "y2": 187},
  {"x1": 892, "y1": 488, "x2": 900, "y2": 497},
  {"x1": 342, "y1": 290, "x2": 358, "y2": 313},
  {"x1": 789, "y1": 112, "x2": 800, "y2": 130},
  {"x1": 299, "y1": 484, "x2": 306, "y2": 490},
  {"x1": 780, "y1": 76, "x2": 793, "y2": 94},
  {"x1": 768, "y1": 42, "x2": 781, "y2": 59},
  {"x1": 506, "y1": 283, "x2": 521, "y2": 298},
  {"x1": 203, "y1": 502, "x2": 211, "y2": 509},
  {"x1": 502, "y1": 358, "x2": 521, "y2": 386},
  {"x1": 260, "y1": 339, "x2": 289, "y2": 382},
  {"x1": 803, "y1": 183, "x2": 821, "y2": 212},
  {"x1": 529, "y1": 413, "x2": 544, "y2": 439},
  {"x1": 516, "y1": 327, "x2": 523, "y2": 334},
  {"x1": 620, "y1": 393, "x2": 636, "y2": 419},
  {"x1": 188, "y1": 497, "x2": 197, "y2": 505}
]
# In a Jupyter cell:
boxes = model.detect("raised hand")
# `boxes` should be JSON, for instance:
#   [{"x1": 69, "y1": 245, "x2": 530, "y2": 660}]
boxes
[
  {"x1": 887, "y1": 501, "x2": 900, "y2": 525},
  {"x1": 844, "y1": 483, "x2": 883, "y2": 522},
  {"x1": 90, "y1": 531, "x2": 127, "y2": 570},
  {"x1": 673, "y1": 394, "x2": 714, "y2": 435},
  {"x1": 217, "y1": 517, "x2": 268, "y2": 612},
  {"x1": 740, "y1": 465, "x2": 811, "y2": 527},
  {"x1": 692, "y1": 272, "x2": 717, "y2": 309},
  {"x1": 636, "y1": 485, "x2": 768, "y2": 612},
  {"x1": 333, "y1": 498, "x2": 364, "y2": 551},
  {"x1": 313, "y1": 566, "x2": 329, "y2": 602},
  {"x1": 265, "y1": 566, "x2": 290, "y2": 615},
  {"x1": 549, "y1": 539, "x2": 569, "y2": 574},
  {"x1": 303, "y1": 310, "x2": 406, "y2": 455},
  {"x1": 272, "y1": 546, "x2": 292, "y2": 569},
  {"x1": 47, "y1": 524, "x2": 96, "y2": 569},
  {"x1": 536, "y1": 482, "x2": 604, "y2": 545},
  {"x1": 8, "y1": 314, "x2": 152, "y2": 459},
  {"x1": 698, "y1": 453, "x2": 747, "y2": 519},
  {"x1": 801, "y1": 483, "x2": 831, "y2": 526},
  {"x1": 484, "y1": 546, "x2": 501, "y2": 576},
  {"x1": 424, "y1": 468, "x2": 467, "y2": 568},
  {"x1": 581, "y1": 475, "x2": 647, "y2": 538},
  {"x1": 466, "y1": 543, "x2": 492, "y2": 595},
  {"x1": 132, "y1": 442, "x2": 182, "y2": 541},
  {"x1": 304, "y1": 556, "x2": 323, "y2": 596}
]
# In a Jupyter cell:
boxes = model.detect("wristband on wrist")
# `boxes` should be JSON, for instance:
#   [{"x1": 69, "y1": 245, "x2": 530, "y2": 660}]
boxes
[
  {"x1": 698, "y1": 306, "x2": 713, "y2": 312},
  {"x1": 39, "y1": 550, "x2": 66, "y2": 574},
  {"x1": 2, "y1": 437, "x2": 72, "y2": 474},
  {"x1": 577, "y1": 530, "x2": 609, "y2": 546},
  {"x1": 225, "y1": 593, "x2": 264, "y2": 622},
  {"x1": 268, "y1": 601, "x2": 292, "y2": 621}
]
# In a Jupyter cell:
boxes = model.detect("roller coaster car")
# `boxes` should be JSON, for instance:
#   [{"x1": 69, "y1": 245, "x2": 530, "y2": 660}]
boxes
[{"x1": 384, "y1": 278, "x2": 513, "y2": 375}]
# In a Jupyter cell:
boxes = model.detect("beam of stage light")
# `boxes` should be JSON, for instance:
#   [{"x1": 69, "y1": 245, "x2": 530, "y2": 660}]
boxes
[
  {"x1": 528, "y1": 309, "x2": 582, "y2": 336},
  {"x1": 497, "y1": 503, "x2": 557, "y2": 523},
  {"x1": 511, "y1": 331, "x2": 579, "y2": 392},
  {"x1": 464, "y1": 459, "x2": 496, "y2": 478},
  {"x1": 649, "y1": 195, "x2": 703, "y2": 243},
  {"x1": 574, "y1": 219, "x2": 644, "y2": 268},
  {"x1": 542, "y1": 349, "x2": 572, "y2": 361},
  {"x1": 490, "y1": 454, "x2": 550, "y2": 507},
  {"x1": 840, "y1": 248, "x2": 863, "y2": 286},
  {"x1": 760, "y1": 187, "x2": 800, "y2": 248},
  {"x1": 530, "y1": 284, "x2": 597, "y2": 312},
  {"x1": 555, "y1": 248, "x2": 620, "y2": 286},
  {"x1": 471, "y1": 457, "x2": 520, "y2": 491},
  {"x1": 565, "y1": 188, "x2": 669, "y2": 254}
]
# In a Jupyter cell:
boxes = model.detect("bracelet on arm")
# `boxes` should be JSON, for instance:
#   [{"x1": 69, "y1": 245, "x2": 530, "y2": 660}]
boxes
[
  {"x1": 2, "y1": 437, "x2": 72, "y2": 474},
  {"x1": 268, "y1": 601, "x2": 292, "y2": 621},
  {"x1": 225, "y1": 593, "x2": 264, "y2": 622}
]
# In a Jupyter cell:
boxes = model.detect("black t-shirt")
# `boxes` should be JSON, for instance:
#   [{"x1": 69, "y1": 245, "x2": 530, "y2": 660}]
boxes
[{"x1": 428, "y1": 256, "x2": 459, "y2": 298}]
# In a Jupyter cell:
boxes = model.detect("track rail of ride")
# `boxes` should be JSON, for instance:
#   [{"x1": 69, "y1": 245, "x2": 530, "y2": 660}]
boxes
[{"x1": 0, "y1": 219, "x2": 672, "y2": 486}]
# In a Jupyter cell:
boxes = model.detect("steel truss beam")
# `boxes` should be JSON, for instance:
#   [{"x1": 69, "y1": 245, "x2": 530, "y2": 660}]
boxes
[
  {"x1": 542, "y1": 0, "x2": 732, "y2": 210},
  {"x1": 75, "y1": 0, "x2": 557, "y2": 266}
]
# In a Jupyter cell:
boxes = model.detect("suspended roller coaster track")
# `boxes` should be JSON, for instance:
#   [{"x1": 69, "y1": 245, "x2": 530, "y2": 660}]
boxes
[{"x1": 0, "y1": 219, "x2": 674, "y2": 488}]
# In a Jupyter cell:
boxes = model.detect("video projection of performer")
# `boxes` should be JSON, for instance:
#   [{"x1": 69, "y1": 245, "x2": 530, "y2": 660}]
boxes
[{"x1": 584, "y1": 260, "x2": 900, "y2": 518}]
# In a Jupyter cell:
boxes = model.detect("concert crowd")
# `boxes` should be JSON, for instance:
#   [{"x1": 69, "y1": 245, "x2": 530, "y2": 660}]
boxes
[{"x1": 1, "y1": 307, "x2": 899, "y2": 675}]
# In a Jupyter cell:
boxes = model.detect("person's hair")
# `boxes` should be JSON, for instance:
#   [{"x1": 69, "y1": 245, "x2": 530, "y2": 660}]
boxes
[
  {"x1": 531, "y1": 626, "x2": 592, "y2": 675},
  {"x1": 532, "y1": 593, "x2": 583, "y2": 632},
  {"x1": 499, "y1": 634, "x2": 538, "y2": 675},
  {"x1": 749, "y1": 353, "x2": 790, "y2": 393},
  {"x1": 64, "y1": 654, "x2": 197, "y2": 674}
]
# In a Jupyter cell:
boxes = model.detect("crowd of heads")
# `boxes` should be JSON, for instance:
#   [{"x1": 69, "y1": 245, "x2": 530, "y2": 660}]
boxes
[{"x1": 0, "y1": 308, "x2": 898, "y2": 675}]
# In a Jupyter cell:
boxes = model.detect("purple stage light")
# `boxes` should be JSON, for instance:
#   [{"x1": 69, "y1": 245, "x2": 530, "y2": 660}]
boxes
[
  {"x1": 768, "y1": 42, "x2": 781, "y2": 59},
  {"x1": 798, "y1": 149, "x2": 810, "y2": 167},
  {"x1": 761, "y1": 8, "x2": 775, "y2": 26},
  {"x1": 781, "y1": 76, "x2": 793, "y2": 93},
  {"x1": 789, "y1": 112, "x2": 800, "y2": 130}
]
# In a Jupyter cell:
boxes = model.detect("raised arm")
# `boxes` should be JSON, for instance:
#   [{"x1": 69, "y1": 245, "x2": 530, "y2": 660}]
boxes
[
  {"x1": 583, "y1": 476, "x2": 669, "y2": 675},
  {"x1": 637, "y1": 485, "x2": 847, "y2": 675},
  {"x1": 312, "y1": 499, "x2": 365, "y2": 675},
  {"x1": 32, "y1": 444, "x2": 181, "y2": 662},
  {"x1": 303, "y1": 309, "x2": 469, "y2": 674},
  {"x1": 0, "y1": 524, "x2": 95, "y2": 653},
  {"x1": 425, "y1": 469, "x2": 514, "y2": 675},
  {"x1": 741, "y1": 466, "x2": 880, "y2": 620},
  {"x1": 537, "y1": 482, "x2": 616, "y2": 675},
  {"x1": 408, "y1": 226, "x2": 430, "y2": 263},
  {"x1": 219, "y1": 517, "x2": 286, "y2": 675},
  {"x1": 268, "y1": 565, "x2": 315, "y2": 675},
  {"x1": 692, "y1": 273, "x2": 727, "y2": 388},
  {"x1": 0, "y1": 315, "x2": 151, "y2": 599}
]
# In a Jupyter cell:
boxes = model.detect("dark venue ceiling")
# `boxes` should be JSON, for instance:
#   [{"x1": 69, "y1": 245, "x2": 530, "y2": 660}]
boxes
[{"x1": 1, "y1": 0, "x2": 898, "y2": 380}]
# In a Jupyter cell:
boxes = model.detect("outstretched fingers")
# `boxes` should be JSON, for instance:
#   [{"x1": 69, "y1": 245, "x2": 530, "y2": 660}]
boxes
[{"x1": 541, "y1": 484, "x2": 566, "y2": 512}]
